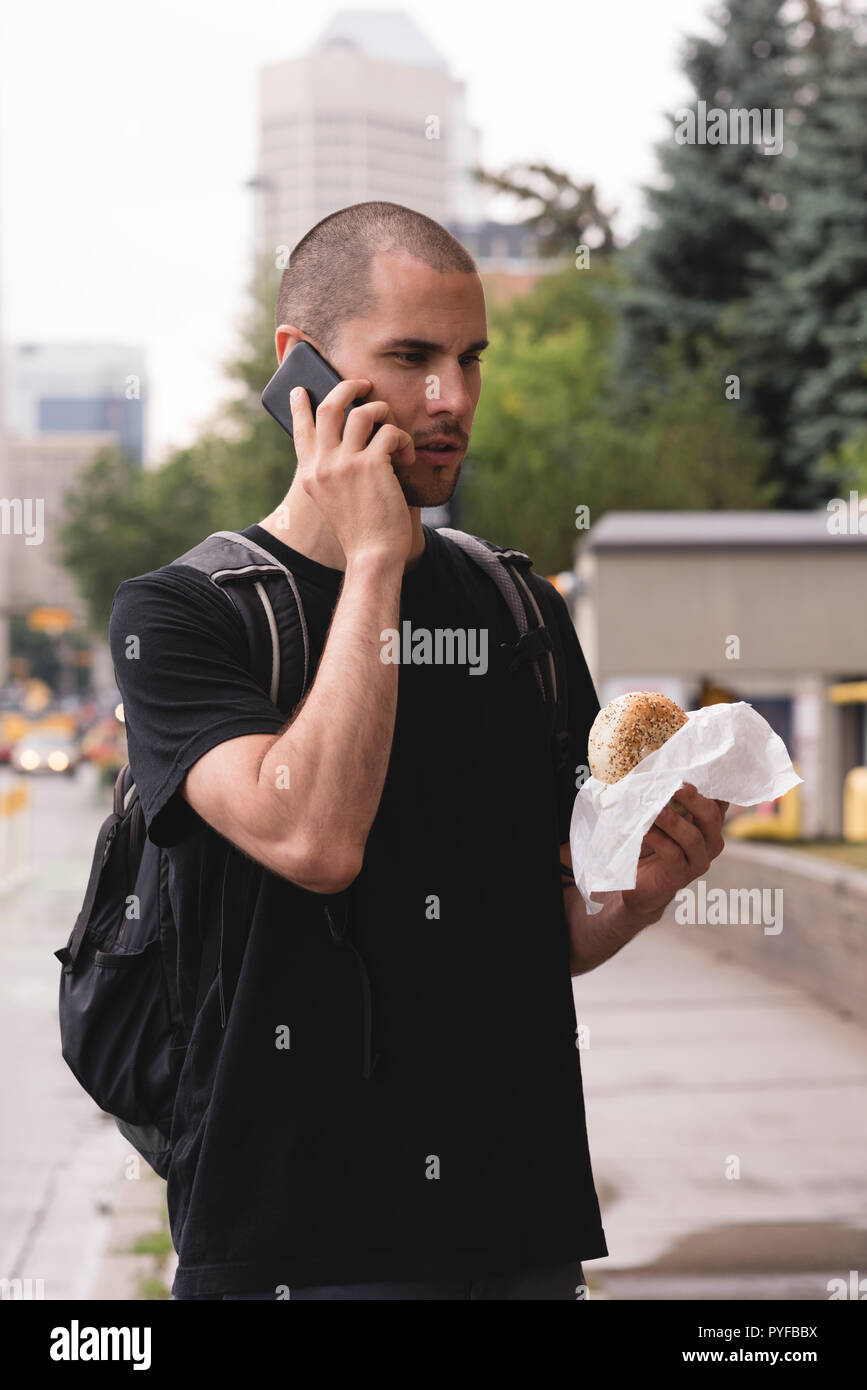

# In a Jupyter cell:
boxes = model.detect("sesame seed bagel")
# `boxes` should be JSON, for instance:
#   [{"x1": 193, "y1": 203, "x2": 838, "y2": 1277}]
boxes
[{"x1": 588, "y1": 692, "x2": 690, "y2": 814}]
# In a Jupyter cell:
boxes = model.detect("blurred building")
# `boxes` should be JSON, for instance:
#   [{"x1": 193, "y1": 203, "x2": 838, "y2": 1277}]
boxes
[
  {"x1": 253, "y1": 8, "x2": 551, "y2": 289},
  {"x1": 450, "y1": 218, "x2": 557, "y2": 304},
  {"x1": 4, "y1": 342, "x2": 146, "y2": 464},
  {"x1": 255, "y1": 10, "x2": 487, "y2": 257},
  {"x1": 0, "y1": 343, "x2": 145, "y2": 688},
  {"x1": 3, "y1": 432, "x2": 115, "y2": 619},
  {"x1": 573, "y1": 511, "x2": 867, "y2": 839}
]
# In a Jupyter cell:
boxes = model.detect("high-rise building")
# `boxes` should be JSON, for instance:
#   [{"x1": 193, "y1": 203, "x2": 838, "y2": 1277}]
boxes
[{"x1": 254, "y1": 10, "x2": 486, "y2": 260}]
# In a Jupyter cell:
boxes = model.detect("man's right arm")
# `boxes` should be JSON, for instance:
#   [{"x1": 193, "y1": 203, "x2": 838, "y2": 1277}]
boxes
[
  {"x1": 181, "y1": 547, "x2": 403, "y2": 895},
  {"x1": 181, "y1": 372, "x2": 417, "y2": 897}
]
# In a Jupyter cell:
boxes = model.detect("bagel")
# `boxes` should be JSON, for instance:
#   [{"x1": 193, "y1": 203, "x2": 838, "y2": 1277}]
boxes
[{"x1": 588, "y1": 691, "x2": 690, "y2": 816}]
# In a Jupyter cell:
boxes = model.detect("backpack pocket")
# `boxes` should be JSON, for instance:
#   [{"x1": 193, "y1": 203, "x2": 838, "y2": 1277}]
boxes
[
  {"x1": 56, "y1": 930, "x2": 186, "y2": 1130},
  {"x1": 56, "y1": 802, "x2": 187, "y2": 1139}
]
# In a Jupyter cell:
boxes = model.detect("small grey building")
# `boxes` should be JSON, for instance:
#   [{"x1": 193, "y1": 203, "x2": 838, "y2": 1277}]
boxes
[{"x1": 573, "y1": 511, "x2": 867, "y2": 839}]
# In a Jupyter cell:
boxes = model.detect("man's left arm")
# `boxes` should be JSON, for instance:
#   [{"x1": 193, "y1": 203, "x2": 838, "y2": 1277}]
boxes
[
  {"x1": 535, "y1": 576, "x2": 728, "y2": 976},
  {"x1": 561, "y1": 782, "x2": 729, "y2": 976}
]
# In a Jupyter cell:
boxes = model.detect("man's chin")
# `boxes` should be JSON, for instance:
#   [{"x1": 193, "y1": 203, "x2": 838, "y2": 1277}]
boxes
[{"x1": 395, "y1": 459, "x2": 462, "y2": 510}]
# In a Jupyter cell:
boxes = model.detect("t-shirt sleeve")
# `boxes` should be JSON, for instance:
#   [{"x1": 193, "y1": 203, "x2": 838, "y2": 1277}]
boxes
[
  {"x1": 108, "y1": 566, "x2": 288, "y2": 847},
  {"x1": 535, "y1": 579, "x2": 601, "y2": 846}
]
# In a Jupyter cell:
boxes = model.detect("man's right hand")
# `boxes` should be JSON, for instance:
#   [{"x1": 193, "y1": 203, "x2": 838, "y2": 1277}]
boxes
[{"x1": 290, "y1": 378, "x2": 416, "y2": 566}]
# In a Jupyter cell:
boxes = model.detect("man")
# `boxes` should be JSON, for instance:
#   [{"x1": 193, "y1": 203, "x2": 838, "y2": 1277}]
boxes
[{"x1": 109, "y1": 201, "x2": 727, "y2": 1301}]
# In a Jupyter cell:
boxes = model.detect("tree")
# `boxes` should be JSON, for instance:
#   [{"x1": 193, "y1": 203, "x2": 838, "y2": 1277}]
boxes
[
  {"x1": 203, "y1": 252, "x2": 301, "y2": 525},
  {"x1": 471, "y1": 161, "x2": 618, "y2": 258},
  {"x1": 461, "y1": 266, "x2": 777, "y2": 573},
  {"x1": 739, "y1": 15, "x2": 867, "y2": 499},
  {"x1": 58, "y1": 445, "x2": 219, "y2": 635},
  {"x1": 618, "y1": 0, "x2": 798, "y2": 378}
]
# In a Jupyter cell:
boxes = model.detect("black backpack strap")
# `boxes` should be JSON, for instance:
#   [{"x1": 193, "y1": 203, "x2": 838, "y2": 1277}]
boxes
[
  {"x1": 170, "y1": 530, "x2": 310, "y2": 717},
  {"x1": 436, "y1": 528, "x2": 568, "y2": 771},
  {"x1": 169, "y1": 531, "x2": 313, "y2": 1023},
  {"x1": 194, "y1": 842, "x2": 232, "y2": 1019},
  {"x1": 524, "y1": 572, "x2": 571, "y2": 777}
]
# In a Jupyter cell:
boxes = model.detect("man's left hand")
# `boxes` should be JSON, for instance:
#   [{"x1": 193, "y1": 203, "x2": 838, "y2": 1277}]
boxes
[{"x1": 621, "y1": 782, "x2": 729, "y2": 923}]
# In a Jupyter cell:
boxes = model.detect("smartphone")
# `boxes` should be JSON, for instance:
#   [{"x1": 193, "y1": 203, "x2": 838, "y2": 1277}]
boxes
[{"x1": 261, "y1": 340, "x2": 381, "y2": 445}]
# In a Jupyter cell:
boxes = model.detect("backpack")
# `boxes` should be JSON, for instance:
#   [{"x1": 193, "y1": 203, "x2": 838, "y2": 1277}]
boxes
[{"x1": 54, "y1": 527, "x2": 571, "y2": 1179}]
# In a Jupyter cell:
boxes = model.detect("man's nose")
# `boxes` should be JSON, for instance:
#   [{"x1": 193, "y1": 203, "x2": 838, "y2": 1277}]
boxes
[{"x1": 427, "y1": 365, "x2": 473, "y2": 418}]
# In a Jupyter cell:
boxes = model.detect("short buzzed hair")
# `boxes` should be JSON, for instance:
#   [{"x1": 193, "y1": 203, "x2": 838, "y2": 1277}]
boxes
[{"x1": 275, "y1": 201, "x2": 478, "y2": 360}]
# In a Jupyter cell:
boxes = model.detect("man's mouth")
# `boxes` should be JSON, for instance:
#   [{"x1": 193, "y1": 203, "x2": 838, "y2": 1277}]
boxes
[{"x1": 415, "y1": 441, "x2": 461, "y2": 461}]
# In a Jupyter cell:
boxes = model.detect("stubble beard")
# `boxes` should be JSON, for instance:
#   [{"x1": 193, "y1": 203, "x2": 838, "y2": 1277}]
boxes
[{"x1": 393, "y1": 457, "x2": 463, "y2": 510}]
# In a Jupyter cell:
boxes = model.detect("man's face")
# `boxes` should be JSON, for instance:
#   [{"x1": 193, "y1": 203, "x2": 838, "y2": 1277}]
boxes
[{"x1": 280, "y1": 250, "x2": 487, "y2": 509}]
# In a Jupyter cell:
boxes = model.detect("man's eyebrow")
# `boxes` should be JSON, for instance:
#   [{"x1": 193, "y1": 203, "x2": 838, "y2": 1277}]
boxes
[{"x1": 379, "y1": 336, "x2": 489, "y2": 354}]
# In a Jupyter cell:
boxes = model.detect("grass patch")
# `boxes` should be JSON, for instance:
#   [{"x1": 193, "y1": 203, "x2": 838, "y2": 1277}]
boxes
[
  {"x1": 133, "y1": 1193, "x2": 175, "y2": 1300},
  {"x1": 130, "y1": 1231, "x2": 174, "y2": 1257},
  {"x1": 140, "y1": 1276, "x2": 171, "y2": 1300}
]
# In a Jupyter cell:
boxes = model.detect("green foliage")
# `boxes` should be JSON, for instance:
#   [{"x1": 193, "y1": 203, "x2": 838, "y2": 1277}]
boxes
[
  {"x1": 619, "y1": 0, "x2": 797, "y2": 380},
  {"x1": 739, "y1": 20, "x2": 867, "y2": 496},
  {"x1": 58, "y1": 445, "x2": 219, "y2": 635},
  {"x1": 462, "y1": 269, "x2": 776, "y2": 573},
  {"x1": 617, "y1": 0, "x2": 867, "y2": 506},
  {"x1": 129, "y1": 1230, "x2": 174, "y2": 1257},
  {"x1": 624, "y1": 338, "x2": 780, "y2": 511},
  {"x1": 202, "y1": 252, "x2": 300, "y2": 525},
  {"x1": 817, "y1": 424, "x2": 867, "y2": 495}
]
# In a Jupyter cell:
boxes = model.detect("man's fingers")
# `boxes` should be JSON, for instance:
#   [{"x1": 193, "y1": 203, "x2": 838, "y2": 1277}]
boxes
[
  {"x1": 670, "y1": 783, "x2": 726, "y2": 860},
  {"x1": 652, "y1": 804, "x2": 706, "y2": 874},
  {"x1": 641, "y1": 822, "x2": 689, "y2": 869},
  {"x1": 309, "y1": 377, "x2": 373, "y2": 451},
  {"x1": 288, "y1": 386, "x2": 315, "y2": 458}
]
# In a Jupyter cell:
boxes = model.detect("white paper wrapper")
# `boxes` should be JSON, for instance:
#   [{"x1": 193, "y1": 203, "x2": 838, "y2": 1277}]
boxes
[{"x1": 569, "y1": 701, "x2": 803, "y2": 914}]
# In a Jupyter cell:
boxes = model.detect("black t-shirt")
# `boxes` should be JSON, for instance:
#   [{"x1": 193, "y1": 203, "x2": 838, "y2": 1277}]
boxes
[{"x1": 108, "y1": 521, "x2": 608, "y2": 1296}]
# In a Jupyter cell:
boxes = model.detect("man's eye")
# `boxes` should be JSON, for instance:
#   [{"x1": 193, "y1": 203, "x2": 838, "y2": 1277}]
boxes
[{"x1": 392, "y1": 353, "x2": 484, "y2": 365}]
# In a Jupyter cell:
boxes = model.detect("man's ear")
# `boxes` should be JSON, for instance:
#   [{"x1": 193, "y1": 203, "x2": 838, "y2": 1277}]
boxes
[{"x1": 275, "y1": 324, "x2": 308, "y2": 365}]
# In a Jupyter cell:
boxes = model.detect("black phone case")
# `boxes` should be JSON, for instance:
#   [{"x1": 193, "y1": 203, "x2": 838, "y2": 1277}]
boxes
[{"x1": 261, "y1": 341, "x2": 381, "y2": 444}]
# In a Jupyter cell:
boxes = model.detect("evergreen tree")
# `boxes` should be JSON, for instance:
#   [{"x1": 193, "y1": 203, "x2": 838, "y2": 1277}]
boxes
[
  {"x1": 619, "y1": 0, "x2": 798, "y2": 388},
  {"x1": 740, "y1": 14, "x2": 867, "y2": 500}
]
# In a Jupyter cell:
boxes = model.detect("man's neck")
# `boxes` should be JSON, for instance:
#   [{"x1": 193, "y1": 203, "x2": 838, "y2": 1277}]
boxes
[{"x1": 256, "y1": 480, "x2": 427, "y2": 574}]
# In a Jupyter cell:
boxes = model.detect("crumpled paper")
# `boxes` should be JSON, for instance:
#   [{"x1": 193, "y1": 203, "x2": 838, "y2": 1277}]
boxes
[{"x1": 569, "y1": 700, "x2": 803, "y2": 914}]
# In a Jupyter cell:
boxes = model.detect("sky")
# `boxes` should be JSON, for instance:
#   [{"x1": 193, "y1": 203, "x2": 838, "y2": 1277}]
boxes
[{"x1": 0, "y1": 0, "x2": 717, "y2": 464}]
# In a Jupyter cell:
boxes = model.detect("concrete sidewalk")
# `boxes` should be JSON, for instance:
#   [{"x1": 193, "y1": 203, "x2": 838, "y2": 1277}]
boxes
[
  {"x1": 575, "y1": 911, "x2": 867, "y2": 1300},
  {"x1": 0, "y1": 767, "x2": 175, "y2": 1302},
  {"x1": 18, "y1": 1113, "x2": 174, "y2": 1300}
]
